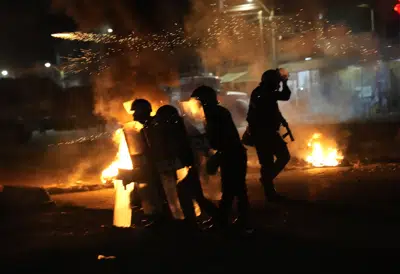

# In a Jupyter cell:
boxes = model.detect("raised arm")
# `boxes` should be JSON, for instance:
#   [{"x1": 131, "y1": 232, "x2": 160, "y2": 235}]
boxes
[{"x1": 271, "y1": 80, "x2": 291, "y2": 101}]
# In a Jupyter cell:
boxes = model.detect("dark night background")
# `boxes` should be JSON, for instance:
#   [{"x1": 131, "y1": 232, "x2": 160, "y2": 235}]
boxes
[
  {"x1": 0, "y1": 0, "x2": 75, "y2": 68},
  {"x1": 0, "y1": 0, "x2": 399, "y2": 68}
]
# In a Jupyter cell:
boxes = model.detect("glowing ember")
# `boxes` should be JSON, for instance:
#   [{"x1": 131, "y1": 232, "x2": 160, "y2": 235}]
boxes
[
  {"x1": 101, "y1": 128, "x2": 134, "y2": 184},
  {"x1": 306, "y1": 133, "x2": 344, "y2": 167}
]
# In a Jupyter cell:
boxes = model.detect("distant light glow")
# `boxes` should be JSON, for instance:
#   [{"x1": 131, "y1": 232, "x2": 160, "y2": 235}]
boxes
[
  {"x1": 305, "y1": 57, "x2": 312, "y2": 61},
  {"x1": 107, "y1": 28, "x2": 114, "y2": 33},
  {"x1": 394, "y1": 3, "x2": 400, "y2": 15},
  {"x1": 45, "y1": 62, "x2": 51, "y2": 68},
  {"x1": 1, "y1": 70, "x2": 8, "y2": 76}
]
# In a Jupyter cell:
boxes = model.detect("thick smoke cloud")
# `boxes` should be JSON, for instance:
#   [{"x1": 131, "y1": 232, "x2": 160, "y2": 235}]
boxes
[{"x1": 52, "y1": 0, "x2": 189, "y2": 122}]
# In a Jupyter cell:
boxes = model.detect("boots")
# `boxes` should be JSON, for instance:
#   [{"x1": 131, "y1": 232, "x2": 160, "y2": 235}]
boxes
[{"x1": 261, "y1": 179, "x2": 287, "y2": 203}]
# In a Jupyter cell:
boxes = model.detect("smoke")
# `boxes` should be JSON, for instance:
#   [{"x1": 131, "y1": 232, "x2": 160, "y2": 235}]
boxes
[
  {"x1": 187, "y1": 1, "x2": 386, "y2": 164},
  {"x1": 185, "y1": 0, "x2": 270, "y2": 80},
  {"x1": 52, "y1": 0, "x2": 187, "y2": 122},
  {"x1": 52, "y1": 0, "x2": 390, "y2": 165},
  {"x1": 51, "y1": 0, "x2": 136, "y2": 32}
]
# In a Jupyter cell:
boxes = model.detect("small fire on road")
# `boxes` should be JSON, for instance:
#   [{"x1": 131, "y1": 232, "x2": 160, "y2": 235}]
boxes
[{"x1": 306, "y1": 133, "x2": 344, "y2": 167}]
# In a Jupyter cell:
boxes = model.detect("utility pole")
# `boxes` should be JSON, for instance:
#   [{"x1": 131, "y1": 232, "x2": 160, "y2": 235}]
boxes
[
  {"x1": 370, "y1": 8, "x2": 375, "y2": 32},
  {"x1": 223, "y1": 0, "x2": 276, "y2": 67},
  {"x1": 258, "y1": 10, "x2": 265, "y2": 64},
  {"x1": 271, "y1": 20, "x2": 277, "y2": 68},
  {"x1": 358, "y1": 4, "x2": 375, "y2": 32},
  {"x1": 219, "y1": 0, "x2": 224, "y2": 12}
]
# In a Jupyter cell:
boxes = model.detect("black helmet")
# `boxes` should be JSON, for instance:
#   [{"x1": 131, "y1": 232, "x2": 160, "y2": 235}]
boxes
[
  {"x1": 131, "y1": 99, "x2": 152, "y2": 124},
  {"x1": 261, "y1": 69, "x2": 281, "y2": 87},
  {"x1": 191, "y1": 85, "x2": 218, "y2": 106},
  {"x1": 131, "y1": 99, "x2": 152, "y2": 113},
  {"x1": 154, "y1": 105, "x2": 180, "y2": 124}
]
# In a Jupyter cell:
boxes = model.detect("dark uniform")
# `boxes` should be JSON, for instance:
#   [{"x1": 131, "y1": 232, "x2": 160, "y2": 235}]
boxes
[
  {"x1": 130, "y1": 99, "x2": 171, "y2": 221},
  {"x1": 247, "y1": 70, "x2": 291, "y2": 202},
  {"x1": 152, "y1": 105, "x2": 219, "y2": 226},
  {"x1": 192, "y1": 86, "x2": 249, "y2": 228}
]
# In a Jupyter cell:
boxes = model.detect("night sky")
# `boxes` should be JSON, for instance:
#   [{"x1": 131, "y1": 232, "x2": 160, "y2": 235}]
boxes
[
  {"x1": 0, "y1": 0, "x2": 191, "y2": 68},
  {"x1": 0, "y1": 0, "x2": 399, "y2": 69},
  {"x1": 0, "y1": 0, "x2": 75, "y2": 68}
]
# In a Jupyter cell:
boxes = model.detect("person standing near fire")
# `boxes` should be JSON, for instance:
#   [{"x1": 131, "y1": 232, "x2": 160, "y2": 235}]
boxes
[
  {"x1": 245, "y1": 69, "x2": 291, "y2": 203},
  {"x1": 151, "y1": 105, "x2": 220, "y2": 229},
  {"x1": 191, "y1": 86, "x2": 249, "y2": 230},
  {"x1": 129, "y1": 99, "x2": 171, "y2": 223}
]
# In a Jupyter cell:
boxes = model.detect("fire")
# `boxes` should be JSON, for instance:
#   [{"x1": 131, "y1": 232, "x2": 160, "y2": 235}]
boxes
[
  {"x1": 101, "y1": 128, "x2": 134, "y2": 184},
  {"x1": 306, "y1": 133, "x2": 344, "y2": 167},
  {"x1": 180, "y1": 98, "x2": 205, "y2": 121}
]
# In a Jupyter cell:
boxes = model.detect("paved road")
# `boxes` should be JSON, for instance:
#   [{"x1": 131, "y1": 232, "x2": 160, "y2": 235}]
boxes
[
  {"x1": 53, "y1": 163, "x2": 400, "y2": 208},
  {"x1": 51, "y1": 163, "x2": 400, "y2": 248}
]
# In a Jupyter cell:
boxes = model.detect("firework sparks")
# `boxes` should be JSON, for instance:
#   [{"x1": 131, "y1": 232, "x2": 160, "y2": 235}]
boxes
[
  {"x1": 51, "y1": 32, "x2": 118, "y2": 43},
  {"x1": 52, "y1": 7, "x2": 382, "y2": 74}
]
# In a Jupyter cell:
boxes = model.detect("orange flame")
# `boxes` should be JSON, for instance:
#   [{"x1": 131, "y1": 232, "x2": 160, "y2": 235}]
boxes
[
  {"x1": 306, "y1": 133, "x2": 344, "y2": 167},
  {"x1": 180, "y1": 98, "x2": 205, "y2": 121},
  {"x1": 101, "y1": 128, "x2": 134, "y2": 184}
]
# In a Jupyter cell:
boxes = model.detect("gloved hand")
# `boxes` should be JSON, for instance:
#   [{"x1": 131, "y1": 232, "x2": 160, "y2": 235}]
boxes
[{"x1": 279, "y1": 68, "x2": 289, "y2": 81}]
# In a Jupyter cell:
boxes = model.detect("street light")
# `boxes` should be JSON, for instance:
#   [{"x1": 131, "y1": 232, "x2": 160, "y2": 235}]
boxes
[
  {"x1": 357, "y1": 4, "x2": 375, "y2": 32},
  {"x1": 1, "y1": 70, "x2": 8, "y2": 76},
  {"x1": 45, "y1": 62, "x2": 51, "y2": 68},
  {"x1": 107, "y1": 28, "x2": 113, "y2": 33}
]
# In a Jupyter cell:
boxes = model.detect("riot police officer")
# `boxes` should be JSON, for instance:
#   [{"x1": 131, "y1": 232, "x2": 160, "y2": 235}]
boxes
[
  {"x1": 129, "y1": 99, "x2": 171, "y2": 222},
  {"x1": 191, "y1": 86, "x2": 249, "y2": 229},
  {"x1": 246, "y1": 69, "x2": 291, "y2": 202},
  {"x1": 153, "y1": 105, "x2": 220, "y2": 228}
]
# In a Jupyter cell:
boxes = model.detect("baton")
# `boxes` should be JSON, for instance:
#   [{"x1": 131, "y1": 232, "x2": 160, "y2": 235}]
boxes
[{"x1": 282, "y1": 125, "x2": 295, "y2": 142}]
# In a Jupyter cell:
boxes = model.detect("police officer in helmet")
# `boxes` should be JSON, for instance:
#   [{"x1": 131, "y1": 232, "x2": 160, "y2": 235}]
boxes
[
  {"x1": 246, "y1": 69, "x2": 291, "y2": 203},
  {"x1": 153, "y1": 105, "x2": 219, "y2": 228},
  {"x1": 131, "y1": 99, "x2": 153, "y2": 126},
  {"x1": 191, "y1": 86, "x2": 249, "y2": 229},
  {"x1": 130, "y1": 99, "x2": 171, "y2": 222}
]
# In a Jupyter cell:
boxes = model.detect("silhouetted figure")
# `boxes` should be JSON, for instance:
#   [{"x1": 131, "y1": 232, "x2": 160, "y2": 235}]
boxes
[
  {"x1": 191, "y1": 86, "x2": 249, "y2": 229},
  {"x1": 246, "y1": 69, "x2": 291, "y2": 202},
  {"x1": 152, "y1": 105, "x2": 219, "y2": 228},
  {"x1": 130, "y1": 99, "x2": 170, "y2": 222}
]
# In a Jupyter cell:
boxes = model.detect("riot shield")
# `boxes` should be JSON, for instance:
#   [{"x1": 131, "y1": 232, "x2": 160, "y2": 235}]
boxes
[
  {"x1": 119, "y1": 121, "x2": 163, "y2": 216},
  {"x1": 179, "y1": 99, "x2": 211, "y2": 188},
  {"x1": 179, "y1": 98, "x2": 206, "y2": 135},
  {"x1": 143, "y1": 116, "x2": 191, "y2": 220}
]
